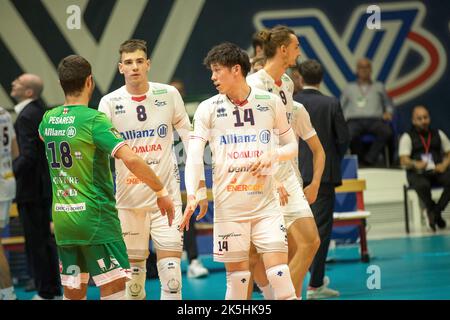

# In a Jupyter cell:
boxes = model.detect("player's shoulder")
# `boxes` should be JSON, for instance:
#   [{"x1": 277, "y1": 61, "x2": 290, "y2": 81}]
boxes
[
  {"x1": 292, "y1": 100, "x2": 306, "y2": 111},
  {"x1": 247, "y1": 69, "x2": 266, "y2": 86},
  {"x1": 252, "y1": 87, "x2": 282, "y2": 105},
  {"x1": 149, "y1": 82, "x2": 178, "y2": 96},
  {"x1": 198, "y1": 93, "x2": 226, "y2": 110},
  {"x1": 0, "y1": 106, "x2": 11, "y2": 119},
  {"x1": 100, "y1": 85, "x2": 127, "y2": 104}
]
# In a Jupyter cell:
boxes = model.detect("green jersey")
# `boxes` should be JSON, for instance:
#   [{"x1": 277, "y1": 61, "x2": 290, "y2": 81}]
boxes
[{"x1": 38, "y1": 105, "x2": 125, "y2": 246}]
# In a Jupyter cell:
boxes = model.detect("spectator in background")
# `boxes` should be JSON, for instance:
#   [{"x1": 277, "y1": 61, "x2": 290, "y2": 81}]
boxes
[
  {"x1": 169, "y1": 79, "x2": 209, "y2": 279},
  {"x1": 0, "y1": 106, "x2": 19, "y2": 300},
  {"x1": 10, "y1": 73, "x2": 61, "y2": 300},
  {"x1": 251, "y1": 31, "x2": 264, "y2": 59},
  {"x1": 399, "y1": 105, "x2": 450, "y2": 231},
  {"x1": 295, "y1": 59, "x2": 350, "y2": 299},
  {"x1": 290, "y1": 66, "x2": 303, "y2": 96},
  {"x1": 340, "y1": 58, "x2": 393, "y2": 166}
]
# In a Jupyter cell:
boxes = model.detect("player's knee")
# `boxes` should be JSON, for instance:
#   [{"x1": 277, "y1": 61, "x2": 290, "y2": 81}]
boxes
[
  {"x1": 157, "y1": 257, "x2": 182, "y2": 300},
  {"x1": 126, "y1": 260, "x2": 147, "y2": 300},
  {"x1": 266, "y1": 264, "x2": 296, "y2": 300},
  {"x1": 225, "y1": 270, "x2": 251, "y2": 300}
]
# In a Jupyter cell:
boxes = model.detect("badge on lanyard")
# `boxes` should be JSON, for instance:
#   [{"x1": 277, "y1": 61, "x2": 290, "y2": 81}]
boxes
[
  {"x1": 419, "y1": 132, "x2": 434, "y2": 171},
  {"x1": 356, "y1": 96, "x2": 367, "y2": 108}
]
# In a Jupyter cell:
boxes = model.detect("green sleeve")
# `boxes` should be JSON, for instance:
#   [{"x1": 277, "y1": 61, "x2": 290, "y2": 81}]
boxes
[{"x1": 92, "y1": 112, "x2": 125, "y2": 156}]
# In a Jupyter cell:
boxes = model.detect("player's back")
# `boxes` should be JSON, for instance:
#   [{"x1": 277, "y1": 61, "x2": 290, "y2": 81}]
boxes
[
  {"x1": 39, "y1": 105, "x2": 123, "y2": 246},
  {"x1": 0, "y1": 107, "x2": 15, "y2": 201}
]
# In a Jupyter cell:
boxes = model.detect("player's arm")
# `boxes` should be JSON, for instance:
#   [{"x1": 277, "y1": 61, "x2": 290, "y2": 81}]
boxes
[
  {"x1": 303, "y1": 135, "x2": 325, "y2": 204},
  {"x1": 249, "y1": 98, "x2": 298, "y2": 177},
  {"x1": 179, "y1": 101, "x2": 210, "y2": 231},
  {"x1": 172, "y1": 91, "x2": 209, "y2": 218},
  {"x1": 179, "y1": 136, "x2": 207, "y2": 231},
  {"x1": 292, "y1": 105, "x2": 325, "y2": 204},
  {"x1": 114, "y1": 144, "x2": 175, "y2": 225}
]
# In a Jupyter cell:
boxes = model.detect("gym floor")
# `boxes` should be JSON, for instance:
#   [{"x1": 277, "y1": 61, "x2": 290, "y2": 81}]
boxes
[{"x1": 14, "y1": 234, "x2": 450, "y2": 300}]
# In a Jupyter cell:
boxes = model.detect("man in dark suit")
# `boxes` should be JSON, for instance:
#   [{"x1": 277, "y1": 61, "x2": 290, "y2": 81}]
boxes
[
  {"x1": 294, "y1": 60, "x2": 350, "y2": 299},
  {"x1": 11, "y1": 74, "x2": 61, "y2": 300}
]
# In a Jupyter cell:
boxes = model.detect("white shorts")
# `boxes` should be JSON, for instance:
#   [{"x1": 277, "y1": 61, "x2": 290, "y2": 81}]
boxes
[
  {"x1": 276, "y1": 174, "x2": 313, "y2": 228},
  {"x1": 213, "y1": 212, "x2": 288, "y2": 263},
  {"x1": 118, "y1": 205, "x2": 183, "y2": 260},
  {"x1": 0, "y1": 200, "x2": 12, "y2": 229}
]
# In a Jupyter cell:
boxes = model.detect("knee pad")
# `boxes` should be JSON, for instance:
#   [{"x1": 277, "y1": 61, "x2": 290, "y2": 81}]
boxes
[
  {"x1": 157, "y1": 257, "x2": 182, "y2": 300},
  {"x1": 225, "y1": 271, "x2": 251, "y2": 300},
  {"x1": 126, "y1": 260, "x2": 147, "y2": 300},
  {"x1": 266, "y1": 264, "x2": 296, "y2": 300}
]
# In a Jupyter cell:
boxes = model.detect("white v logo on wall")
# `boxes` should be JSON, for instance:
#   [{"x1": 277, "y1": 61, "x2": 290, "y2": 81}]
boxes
[
  {"x1": 0, "y1": 0, "x2": 205, "y2": 107},
  {"x1": 0, "y1": 0, "x2": 147, "y2": 106},
  {"x1": 254, "y1": 2, "x2": 446, "y2": 105}
]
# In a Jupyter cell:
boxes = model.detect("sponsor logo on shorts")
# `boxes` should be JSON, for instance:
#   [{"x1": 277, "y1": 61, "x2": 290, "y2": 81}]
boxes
[
  {"x1": 54, "y1": 202, "x2": 86, "y2": 212},
  {"x1": 97, "y1": 256, "x2": 120, "y2": 273},
  {"x1": 218, "y1": 232, "x2": 242, "y2": 241}
]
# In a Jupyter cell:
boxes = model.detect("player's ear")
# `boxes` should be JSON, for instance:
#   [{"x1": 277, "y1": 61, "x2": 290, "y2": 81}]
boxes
[
  {"x1": 118, "y1": 62, "x2": 124, "y2": 74},
  {"x1": 147, "y1": 58, "x2": 151, "y2": 71}
]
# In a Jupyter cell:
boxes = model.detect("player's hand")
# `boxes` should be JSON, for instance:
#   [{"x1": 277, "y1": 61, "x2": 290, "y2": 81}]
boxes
[
  {"x1": 434, "y1": 163, "x2": 447, "y2": 173},
  {"x1": 304, "y1": 182, "x2": 319, "y2": 204},
  {"x1": 249, "y1": 151, "x2": 277, "y2": 178},
  {"x1": 157, "y1": 195, "x2": 175, "y2": 227},
  {"x1": 414, "y1": 160, "x2": 427, "y2": 171},
  {"x1": 180, "y1": 195, "x2": 198, "y2": 232},
  {"x1": 197, "y1": 198, "x2": 209, "y2": 221},
  {"x1": 276, "y1": 183, "x2": 290, "y2": 206}
]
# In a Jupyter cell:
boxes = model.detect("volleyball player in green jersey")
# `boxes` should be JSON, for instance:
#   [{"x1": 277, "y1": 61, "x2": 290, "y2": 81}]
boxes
[{"x1": 38, "y1": 55, "x2": 175, "y2": 300}]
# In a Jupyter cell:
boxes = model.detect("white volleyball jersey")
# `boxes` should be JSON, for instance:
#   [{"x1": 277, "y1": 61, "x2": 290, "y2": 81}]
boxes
[
  {"x1": 0, "y1": 107, "x2": 16, "y2": 201},
  {"x1": 99, "y1": 82, "x2": 189, "y2": 209},
  {"x1": 191, "y1": 87, "x2": 292, "y2": 222},
  {"x1": 247, "y1": 70, "x2": 302, "y2": 183}
]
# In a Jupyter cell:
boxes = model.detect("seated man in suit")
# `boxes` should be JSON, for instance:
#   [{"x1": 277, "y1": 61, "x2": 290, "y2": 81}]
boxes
[
  {"x1": 399, "y1": 105, "x2": 450, "y2": 231},
  {"x1": 340, "y1": 58, "x2": 393, "y2": 166}
]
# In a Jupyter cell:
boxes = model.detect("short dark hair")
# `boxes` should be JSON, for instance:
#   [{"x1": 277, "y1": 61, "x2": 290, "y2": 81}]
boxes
[
  {"x1": 252, "y1": 31, "x2": 264, "y2": 53},
  {"x1": 298, "y1": 59, "x2": 323, "y2": 85},
  {"x1": 203, "y1": 42, "x2": 251, "y2": 77},
  {"x1": 258, "y1": 25, "x2": 296, "y2": 59},
  {"x1": 119, "y1": 39, "x2": 148, "y2": 60},
  {"x1": 57, "y1": 55, "x2": 92, "y2": 96}
]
